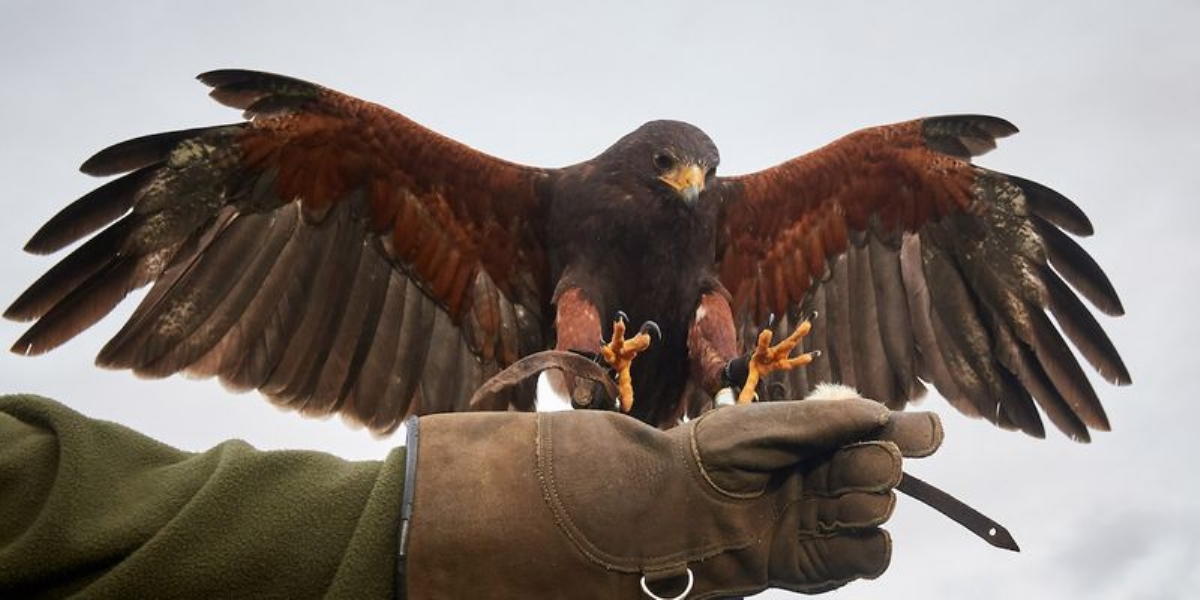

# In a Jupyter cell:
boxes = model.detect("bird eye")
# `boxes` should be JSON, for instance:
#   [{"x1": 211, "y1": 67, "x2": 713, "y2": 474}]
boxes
[
  {"x1": 653, "y1": 152, "x2": 676, "y2": 171},
  {"x1": 705, "y1": 166, "x2": 717, "y2": 179}
]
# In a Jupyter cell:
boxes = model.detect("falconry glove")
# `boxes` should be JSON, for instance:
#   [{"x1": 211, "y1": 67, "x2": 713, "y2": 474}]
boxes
[{"x1": 403, "y1": 397, "x2": 941, "y2": 598}]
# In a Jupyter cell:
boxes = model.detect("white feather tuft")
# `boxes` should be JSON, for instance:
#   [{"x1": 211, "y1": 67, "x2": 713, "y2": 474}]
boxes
[{"x1": 804, "y1": 382, "x2": 862, "y2": 402}]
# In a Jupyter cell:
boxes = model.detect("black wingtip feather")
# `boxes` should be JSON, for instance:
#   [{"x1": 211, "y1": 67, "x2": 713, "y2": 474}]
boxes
[
  {"x1": 996, "y1": 374, "x2": 1047, "y2": 440},
  {"x1": 24, "y1": 167, "x2": 154, "y2": 255},
  {"x1": 1028, "y1": 310, "x2": 1111, "y2": 432},
  {"x1": 923, "y1": 115, "x2": 1019, "y2": 159},
  {"x1": 1011, "y1": 175, "x2": 1094, "y2": 236},
  {"x1": 196, "y1": 69, "x2": 261, "y2": 87},
  {"x1": 197, "y1": 69, "x2": 316, "y2": 91},
  {"x1": 198, "y1": 69, "x2": 321, "y2": 115},
  {"x1": 80, "y1": 125, "x2": 231, "y2": 177},
  {"x1": 1042, "y1": 266, "x2": 1132, "y2": 386},
  {"x1": 6, "y1": 220, "x2": 135, "y2": 322},
  {"x1": 1034, "y1": 215, "x2": 1125, "y2": 316},
  {"x1": 10, "y1": 258, "x2": 142, "y2": 357},
  {"x1": 1019, "y1": 336, "x2": 1095, "y2": 441}
]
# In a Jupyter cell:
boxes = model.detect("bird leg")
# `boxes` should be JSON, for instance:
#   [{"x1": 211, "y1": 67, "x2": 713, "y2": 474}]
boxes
[
  {"x1": 736, "y1": 313, "x2": 821, "y2": 404},
  {"x1": 600, "y1": 313, "x2": 660, "y2": 413}
]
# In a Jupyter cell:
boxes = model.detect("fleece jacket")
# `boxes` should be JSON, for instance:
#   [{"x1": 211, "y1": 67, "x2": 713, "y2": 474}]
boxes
[{"x1": 0, "y1": 394, "x2": 406, "y2": 599}]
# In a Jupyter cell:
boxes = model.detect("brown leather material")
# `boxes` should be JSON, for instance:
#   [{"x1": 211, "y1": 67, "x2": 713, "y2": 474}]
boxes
[
  {"x1": 468, "y1": 350, "x2": 619, "y2": 411},
  {"x1": 406, "y1": 398, "x2": 941, "y2": 598}
]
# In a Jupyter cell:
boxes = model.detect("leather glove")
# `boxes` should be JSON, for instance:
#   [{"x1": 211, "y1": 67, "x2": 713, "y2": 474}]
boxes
[{"x1": 405, "y1": 397, "x2": 942, "y2": 599}]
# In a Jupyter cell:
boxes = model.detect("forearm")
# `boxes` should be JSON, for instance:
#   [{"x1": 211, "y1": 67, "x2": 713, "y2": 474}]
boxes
[{"x1": 0, "y1": 394, "x2": 405, "y2": 599}]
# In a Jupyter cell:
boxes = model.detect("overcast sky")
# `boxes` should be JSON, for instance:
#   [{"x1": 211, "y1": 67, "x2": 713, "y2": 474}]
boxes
[{"x1": 1, "y1": 1, "x2": 1197, "y2": 598}]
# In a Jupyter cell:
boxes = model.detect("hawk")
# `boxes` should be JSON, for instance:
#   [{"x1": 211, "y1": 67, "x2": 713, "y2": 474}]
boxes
[{"x1": 6, "y1": 70, "x2": 1129, "y2": 438}]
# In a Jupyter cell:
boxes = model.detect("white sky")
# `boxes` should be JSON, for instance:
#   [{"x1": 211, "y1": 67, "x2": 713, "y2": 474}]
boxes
[{"x1": 1, "y1": 1, "x2": 1197, "y2": 598}]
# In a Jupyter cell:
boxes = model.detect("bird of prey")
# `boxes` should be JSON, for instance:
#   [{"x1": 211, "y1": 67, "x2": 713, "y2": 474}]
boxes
[{"x1": 6, "y1": 70, "x2": 1129, "y2": 438}]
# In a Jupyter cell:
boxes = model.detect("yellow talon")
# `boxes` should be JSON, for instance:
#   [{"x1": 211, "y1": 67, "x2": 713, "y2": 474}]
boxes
[
  {"x1": 600, "y1": 316, "x2": 659, "y2": 413},
  {"x1": 736, "y1": 314, "x2": 819, "y2": 404}
]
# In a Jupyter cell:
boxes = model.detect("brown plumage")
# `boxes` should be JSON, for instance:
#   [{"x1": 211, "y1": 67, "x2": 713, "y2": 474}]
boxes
[{"x1": 6, "y1": 70, "x2": 1129, "y2": 438}]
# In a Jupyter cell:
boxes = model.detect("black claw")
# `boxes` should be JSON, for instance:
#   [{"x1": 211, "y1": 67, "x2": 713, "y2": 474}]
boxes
[
  {"x1": 766, "y1": 313, "x2": 776, "y2": 329},
  {"x1": 804, "y1": 310, "x2": 820, "y2": 323},
  {"x1": 811, "y1": 349, "x2": 823, "y2": 359},
  {"x1": 639, "y1": 320, "x2": 662, "y2": 340},
  {"x1": 614, "y1": 310, "x2": 629, "y2": 325}
]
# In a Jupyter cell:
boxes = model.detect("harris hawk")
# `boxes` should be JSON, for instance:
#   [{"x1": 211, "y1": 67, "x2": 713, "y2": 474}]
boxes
[{"x1": 6, "y1": 70, "x2": 1129, "y2": 440}]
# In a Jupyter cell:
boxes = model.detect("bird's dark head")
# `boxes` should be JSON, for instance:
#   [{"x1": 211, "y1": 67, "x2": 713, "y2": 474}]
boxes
[{"x1": 601, "y1": 120, "x2": 719, "y2": 209}]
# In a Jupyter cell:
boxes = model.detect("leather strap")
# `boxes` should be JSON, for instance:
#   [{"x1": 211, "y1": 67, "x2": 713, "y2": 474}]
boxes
[
  {"x1": 897, "y1": 473, "x2": 1019, "y2": 551},
  {"x1": 468, "y1": 350, "x2": 619, "y2": 411}
]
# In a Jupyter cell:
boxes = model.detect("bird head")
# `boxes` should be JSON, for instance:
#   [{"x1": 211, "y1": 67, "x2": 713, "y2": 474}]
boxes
[{"x1": 603, "y1": 120, "x2": 719, "y2": 209}]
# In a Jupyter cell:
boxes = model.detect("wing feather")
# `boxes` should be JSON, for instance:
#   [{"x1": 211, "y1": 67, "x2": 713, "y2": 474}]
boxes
[
  {"x1": 824, "y1": 255, "x2": 856, "y2": 390},
  {"x1": 385, "y1": 278, "x2": 438, "y2": 416},
  {"x1": 310, "y1": 237, "x2": 392, "y2": 408},
  {"x1": 1034, "y1": 215, "x2": 1125, "y2": 317},
  {"x1": 847, "y1": 240, "x2": 898, "y2": 403},
  {"x1": 206, "y1": 205, "x2": 324, "y2": 391},
  {"x1": 899, "y1": 235, "x2": 962, "y2": 408},
  {"x1": 136, "y1": 209, "x2": 283, "y2": 376},
  {"x1": 185, "y1": 206, "x2": 305, "y2": 383},
  {"x1": 7, "y1": 218, "x2": 137, "y2": 323},
  {"x1": 867, "y1": 234, "x2": 921, "y2": 401},
  {"x1": 24, "y1": 167, "x2": 157, "y2": 255},
  {"x1": 1041, "y1": 266, "x2": 1129, "y2": 385},
  {"x1": 341, "y1": 270, "x2": 406, "y2": 429}
]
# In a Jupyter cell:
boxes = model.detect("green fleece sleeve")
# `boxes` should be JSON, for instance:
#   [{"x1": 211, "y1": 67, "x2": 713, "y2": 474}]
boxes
[{"x1": 0, "y1": 394, "x2": 406, "y2": 599}]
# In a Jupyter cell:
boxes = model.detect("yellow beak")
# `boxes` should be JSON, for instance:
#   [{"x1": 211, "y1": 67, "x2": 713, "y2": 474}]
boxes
[{"x1": 658, "y1": 164, "x2": 705, "y2": 206}]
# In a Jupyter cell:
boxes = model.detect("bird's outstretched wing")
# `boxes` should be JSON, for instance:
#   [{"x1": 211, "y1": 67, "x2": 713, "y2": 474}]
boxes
[
  {"x1": 6, "y1": 70, "x2": 551, "y2": 433},
  {"x1": 716, "y1": 115, "x2": 1130, "y2": 441}
]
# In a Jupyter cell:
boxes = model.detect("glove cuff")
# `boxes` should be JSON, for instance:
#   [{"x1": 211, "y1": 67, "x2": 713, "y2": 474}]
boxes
[{"x1": 395, "y1": 415, "x2": 420, "y2": 600}]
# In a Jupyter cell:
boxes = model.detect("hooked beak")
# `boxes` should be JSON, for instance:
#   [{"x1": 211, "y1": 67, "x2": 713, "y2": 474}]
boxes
[{"x1": 658, "y1": 163, "x2": 705, "y2": 207}]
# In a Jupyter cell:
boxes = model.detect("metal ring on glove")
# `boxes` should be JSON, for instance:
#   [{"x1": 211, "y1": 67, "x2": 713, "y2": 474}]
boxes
[{"x1": 640, "y1": 568, "x2": 694, "y2": 600}]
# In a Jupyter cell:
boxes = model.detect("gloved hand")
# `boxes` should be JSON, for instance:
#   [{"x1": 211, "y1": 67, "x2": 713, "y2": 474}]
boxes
[{"x1": 406, "y1": 397, "x2": 942, "y2": 599}]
